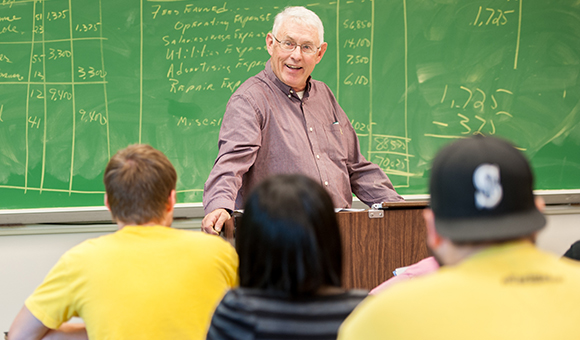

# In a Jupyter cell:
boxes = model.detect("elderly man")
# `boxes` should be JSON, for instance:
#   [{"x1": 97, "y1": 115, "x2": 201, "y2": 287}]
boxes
[
  {"x1": 8, "y1": 145, "x2": 238, "y2": 340},
  {"x1": 202, "y1": 6, "x2": 402, "y2": 234},
  {"x1": 338, "y1": 136, "x2": 580, "y2": 339}
]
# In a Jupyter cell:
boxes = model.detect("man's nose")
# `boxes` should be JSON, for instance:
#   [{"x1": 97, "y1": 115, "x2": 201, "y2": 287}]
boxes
[{"x1": 289, "y1": 46, "x2": 303, "y2": 60}]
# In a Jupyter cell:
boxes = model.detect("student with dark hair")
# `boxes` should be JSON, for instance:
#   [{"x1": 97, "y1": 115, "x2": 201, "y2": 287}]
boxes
[
  {"x1": 206, "y1": 174, "x2": 367, "y2": 340},
  {"x1": 8, "y1": 144, "x2": 238, "y2": 340}
]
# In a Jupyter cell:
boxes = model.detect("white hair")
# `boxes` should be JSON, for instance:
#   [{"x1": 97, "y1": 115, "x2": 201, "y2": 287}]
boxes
[{"x1": 271, "y1": 6, "x2": 324, "y2": 45}]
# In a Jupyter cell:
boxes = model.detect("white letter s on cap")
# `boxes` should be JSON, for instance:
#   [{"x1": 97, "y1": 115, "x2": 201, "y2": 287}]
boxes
[{"x1": 473, "y1": 163, "x2": 503, "y2": 210}]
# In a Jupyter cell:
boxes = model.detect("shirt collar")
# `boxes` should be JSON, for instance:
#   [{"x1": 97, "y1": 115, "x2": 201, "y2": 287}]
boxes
[{"x1": 265, "y1": 59, "x2": 311, "y2": 100}]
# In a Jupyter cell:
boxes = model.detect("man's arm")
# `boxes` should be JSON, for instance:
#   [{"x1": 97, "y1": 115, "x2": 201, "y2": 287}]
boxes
[
  {"x1": 342, "y1": 117, "x2": 403, "y2": 205},
  {"x1": 8, "y1": 306, "x2": 87, "y2": 340},
  {"x1": 202, "y1": 92, "x2": 263, "y2": 231}
]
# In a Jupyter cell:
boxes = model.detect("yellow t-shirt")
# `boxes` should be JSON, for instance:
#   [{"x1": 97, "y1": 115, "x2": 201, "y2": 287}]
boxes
[
  {"x1": 26, "y1": 226, "x2": 238, "y2": 340},
  {"x1": 339, "y1": 242, "x2": 580, "y2": 340}
]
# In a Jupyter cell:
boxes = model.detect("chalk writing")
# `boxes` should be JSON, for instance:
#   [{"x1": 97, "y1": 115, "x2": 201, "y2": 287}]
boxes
[
  {"x1": 343, "y1": 38, "x2": 371, "y2": 49},
  {"x1": 345, "y1": 54, "x2": 369, "y2": 65},
  {"x1": 343, "y1": 19, "x2": 372, "y2": 30},
  {"x1": 32, "y1": 25, "x2": 43, "y2": 34},
  {"x1": 75, "y1": 22, "x2": 101, "y2": 32},
  {"x1": 0, "y1": 0, "x2": 16, "y2": 8},
  {"x1": 174, "y1": 18, "x2": 230, "y2": 35},
  {"x1": 48, "y1": 48, "x2": 71, "y2": 60},
  {"x1": 167, "y1": 61, "x2": 231, "y2": 77},
  {"x1": 33, "y1": 71, "x2": 44, "y2": 80},
  {"x1": 350, "y1": 119, "x2": 376, "y2": 133},
  {"x1": 35, "y1": 10, "x2": 69, "y2": 22},
  {"x1": 0, "y1": 53, "x2": 12, "y2": 63},
  {"x1": 221, "y1": 78, "x2": 241, "y2": 93},
  {"x1": 0, "y1": 14, "x2": 20, "y2": 22},
  {"x1": 176, "y1": 116, "x2": 222, "y2": 127},
  {"x1": 79, "y1": 109, "x2": 107, "y2": 125},
  {"x1": 0, "y1": 24, "x2": 20, "y2": 35},
  {"x1": 472, "y1": 6, "x2": 515, "y2": 27},
  {"x1": 235, "y1": 59, "x2": 266, "y2": 72},
  {"x1": 372, "y1": 153, "x2": 408, "y2": 172},
  {"x1": 78, "y1": 66, "x2": 107, "y2": 80},
  {"x1": 0, "y1": 70, "x2": 23, "y2": 80},
  {"x1": 429, "y1": 85, "x2": 514, "y2": 137},
  {"x1": 169, "y1": 78, "x2": 216, "y2": 93},
  {"x1": 49, "y1": 88, "x2": 72, "y2": 101},
  {"x1": 27, "y1": 116, "x2": 42, "y2": 129},
  {"x1": 344, "y1": 73, "x2": 369, "y2": 86},
  {"x1": 29, "y1": 89, "x2": 44, "y2": 99},
  {"x1": 151, "y1": 3, "x2": 229, "y2": 19},
  {"x1": 233, "y1": 14, "x2": 271, "y2": 28}
]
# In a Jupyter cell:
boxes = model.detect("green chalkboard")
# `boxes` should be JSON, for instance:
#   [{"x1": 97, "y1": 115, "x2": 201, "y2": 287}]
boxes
[{"x1": 1, "y1": 0, "x2": 579, "y2": 211}]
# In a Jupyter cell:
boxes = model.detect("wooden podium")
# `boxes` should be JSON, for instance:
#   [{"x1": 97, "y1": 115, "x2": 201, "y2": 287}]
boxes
[
  {"x1": 227, "y1": 203, "x2": 430, "y2": 291},
  {"x1": 337, "y1": 203, "x2": 430, "y2": 290}
]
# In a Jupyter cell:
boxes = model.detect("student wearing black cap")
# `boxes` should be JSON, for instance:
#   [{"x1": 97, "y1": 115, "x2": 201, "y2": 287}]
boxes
[{"x1": 338, "y1": 135, "x2": 580, "y2": 340}]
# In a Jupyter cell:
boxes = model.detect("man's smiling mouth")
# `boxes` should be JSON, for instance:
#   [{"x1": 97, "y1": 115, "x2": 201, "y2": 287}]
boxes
[{"x1": 286, "y1": 64, "x2": 302, "y2": 70}]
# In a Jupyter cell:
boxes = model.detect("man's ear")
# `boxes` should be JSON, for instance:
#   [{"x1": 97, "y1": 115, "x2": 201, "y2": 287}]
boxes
[
  {"x1": 423, "y1": 208, "x2": 443, "y2": 250},
  {"x1": 315, "y1": 42, "x2": 328, "y2": 64},
  {"x1": 266, "y1": 33, "x2": 275, "y2": 56}
]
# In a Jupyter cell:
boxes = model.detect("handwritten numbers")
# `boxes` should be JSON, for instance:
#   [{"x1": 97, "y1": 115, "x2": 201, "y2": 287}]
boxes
[
  {"x1": 436, "y1": 85, "x2": 513, "y2": 137},
  {"x1": 30, "y1": 89, "x2": 44, "y2": 99},
  {"x1": 48, "y1": 88, "x2": 72, "y2": 101},
  {"x1": 472, "y1": 6, "x2": 515, "y2": 27},
  {"x1": 75, "y1": 22, "x2": 101, "y2": 32},
  {"x1": 343, "y1": 19, "x2": 372, "y2": 30},
  {"x1": 78, "y1": 66, "x2": 107, "y2": 80},
  {"x1": 48, "y1": 48, "x2": 71, "y2": 60},
  {"x1": 28, "y1": 116, "x2": 42, "y2": 129},
  {"x1": 344, "y1": 73, "x2": 369, "y2": 86},
  {"x1": 79, "y1": 109, "x2": 107, "y2": 125}
]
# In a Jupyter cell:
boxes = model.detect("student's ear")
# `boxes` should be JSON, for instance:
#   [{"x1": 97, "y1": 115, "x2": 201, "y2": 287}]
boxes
[
  {"x1": 104, "y1": 194, "x2": 111, "y2": 212},
  {"x1": 535, "y1": 196, "x2": 546, "y2": 212},
  {"x1": 167, "y1": 190, "x2": 176, "y2": 212},
  {"x1": 423, "y1": 208, "x2": 444, "y2": 250}
]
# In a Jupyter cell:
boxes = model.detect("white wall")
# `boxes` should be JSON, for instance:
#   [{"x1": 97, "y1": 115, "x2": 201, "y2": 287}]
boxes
[{"x1": 0, "y1": 211, "x2": 579, "y2": 332}]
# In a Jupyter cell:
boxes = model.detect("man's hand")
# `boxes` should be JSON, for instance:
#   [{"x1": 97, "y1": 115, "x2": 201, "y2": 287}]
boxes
[{"x1": 201, "y1": 208, "x2": 231, "y2": 235}]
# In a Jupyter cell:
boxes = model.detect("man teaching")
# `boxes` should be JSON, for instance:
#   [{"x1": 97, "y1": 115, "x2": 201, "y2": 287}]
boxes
[{"x1": 202, "y1": 6, "x2": 402, "y2": 234}]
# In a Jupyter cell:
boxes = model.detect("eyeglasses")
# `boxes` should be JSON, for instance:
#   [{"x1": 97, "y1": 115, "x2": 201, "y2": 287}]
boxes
[{"x1": 273, "y1": 36, "x2": 320, "y2": 55}]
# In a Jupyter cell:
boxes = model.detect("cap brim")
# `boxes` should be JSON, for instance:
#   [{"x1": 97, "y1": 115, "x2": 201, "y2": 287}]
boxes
[{"x1": 435, "y1": 208, "x2": 546, "y2": 243}]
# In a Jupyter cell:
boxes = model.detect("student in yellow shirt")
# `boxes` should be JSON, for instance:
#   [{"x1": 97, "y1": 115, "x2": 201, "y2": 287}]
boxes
[
  {"x1": 9, "y1": 144, "x2": 238, "y2": 340},
  {"x1": 339, "y1": 136, "x2": 580, "y2": 340}
]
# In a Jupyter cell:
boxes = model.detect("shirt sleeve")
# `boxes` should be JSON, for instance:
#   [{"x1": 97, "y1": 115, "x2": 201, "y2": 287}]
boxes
[
  {"x1": 337, "y1": 103, "x2": 404, "y2": 206},
  {"x1": 25, "y1": 251, "x2": 79, "y2": 329},
  {"x1": 203, "y1": 92, "x2": 262, "y2": 214}
]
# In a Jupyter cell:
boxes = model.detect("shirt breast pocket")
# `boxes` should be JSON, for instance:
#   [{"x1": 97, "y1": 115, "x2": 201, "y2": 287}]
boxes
[{"x1": 323, "y1": 124, "x2": 348, "y2": 162}]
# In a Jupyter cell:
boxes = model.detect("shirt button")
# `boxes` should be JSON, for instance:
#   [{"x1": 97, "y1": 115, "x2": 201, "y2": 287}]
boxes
[
  {"x1": 288, "y1": 94, "x2": 291, "y2": 98},
  {"x1": 324, "y1": 181, "x2": 328, "y2": 186},
  {"x1": 316, "y1": 155, "x2": 320, "y2": 159},
  {"x1": 309, "y1": 127, "x2": 313, "y2": 132}
]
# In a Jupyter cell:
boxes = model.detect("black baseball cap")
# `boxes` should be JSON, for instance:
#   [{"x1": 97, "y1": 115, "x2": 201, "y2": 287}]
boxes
[{"x1": 429, "y1": 135, "x2": 546, "y2": 242}]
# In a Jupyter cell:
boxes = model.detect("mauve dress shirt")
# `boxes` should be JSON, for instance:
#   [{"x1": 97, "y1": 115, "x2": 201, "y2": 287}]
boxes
[{"x1": 203, "y1": 60, "x2": 402, "y2": 213}]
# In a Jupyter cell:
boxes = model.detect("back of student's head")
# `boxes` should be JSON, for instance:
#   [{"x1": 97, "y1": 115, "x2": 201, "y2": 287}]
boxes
[
  {"x1": 237, "y1": 174, "x2": 342, "y2": 297},
  {"x1": 104, "y1": 144, "x2": 177, "y2": 225}
]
